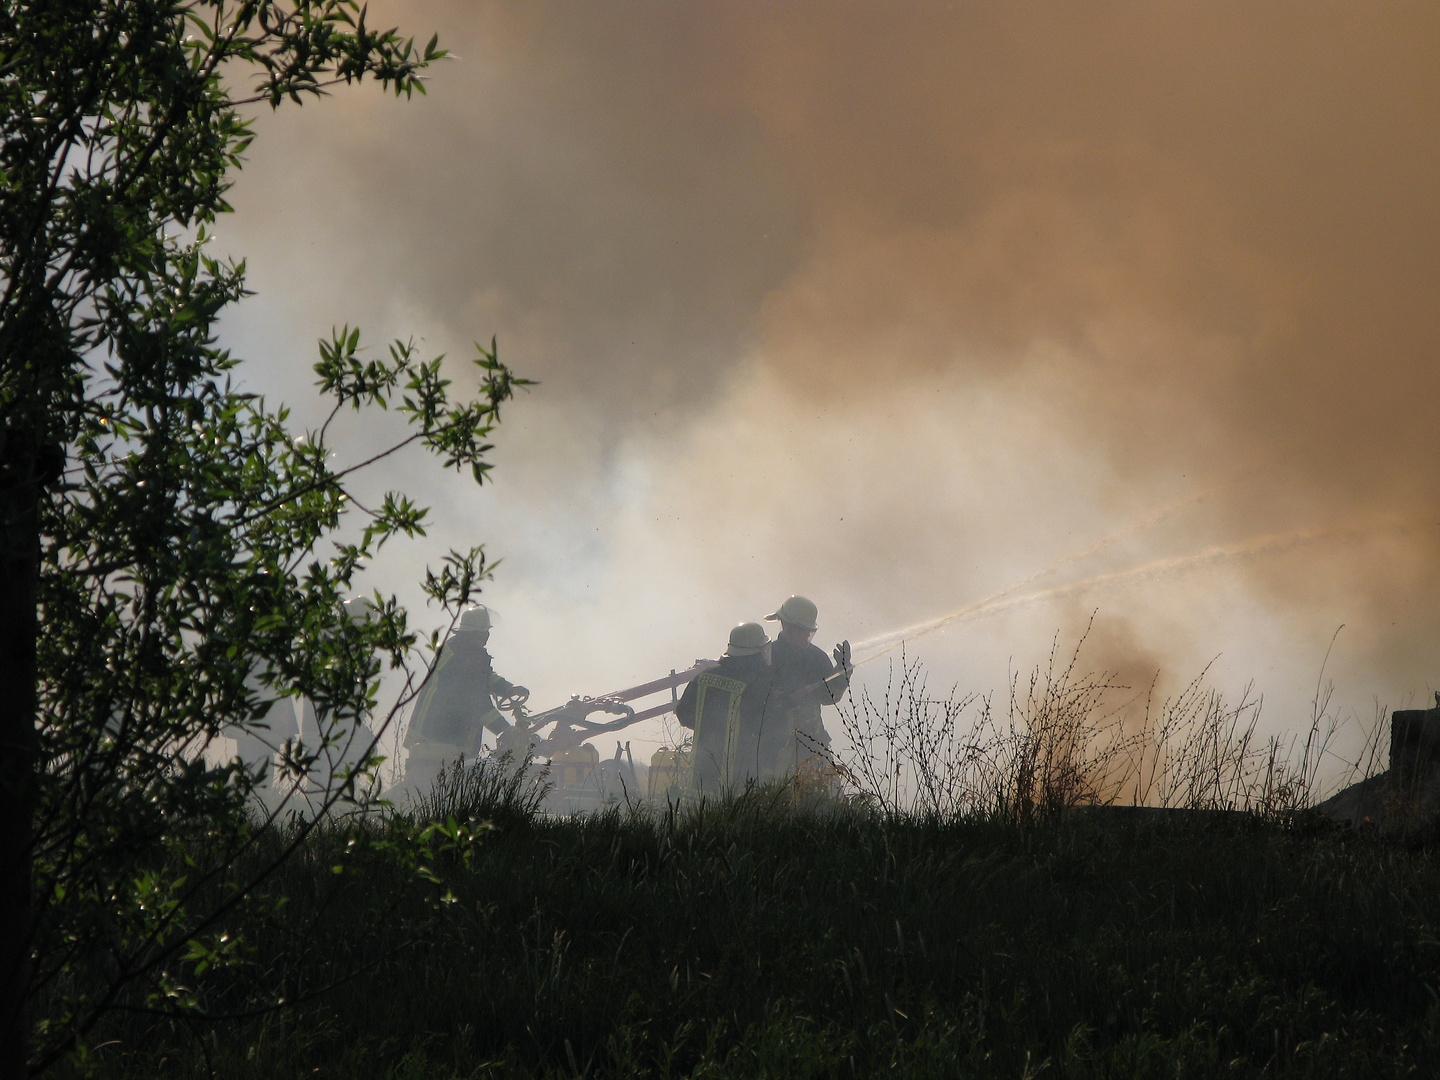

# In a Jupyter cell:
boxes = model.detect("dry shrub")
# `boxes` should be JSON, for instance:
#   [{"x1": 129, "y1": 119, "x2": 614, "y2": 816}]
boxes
[{"x1": 831, "y1": 630, "x2": 1345, "y2": 821}]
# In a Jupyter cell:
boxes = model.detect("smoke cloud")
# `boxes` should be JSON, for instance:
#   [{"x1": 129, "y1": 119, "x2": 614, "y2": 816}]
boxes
[{"x1": 217, "y1": 1, "x2": 1440, "y2": 773}]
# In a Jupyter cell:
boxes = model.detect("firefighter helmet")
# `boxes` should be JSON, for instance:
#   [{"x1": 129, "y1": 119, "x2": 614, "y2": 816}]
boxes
[
  {"x1": 457, "y1": 605, "x2": 494, "y2": 633},
  {"x1": 765, "y1": 595, "x2": 818, "y2": 631},
  {"x1": 725, "y1": 621, "x2": 770, "y2": 657},
  {"x1": 342, "y1": 596, "x2": 379, "y2": 623}
]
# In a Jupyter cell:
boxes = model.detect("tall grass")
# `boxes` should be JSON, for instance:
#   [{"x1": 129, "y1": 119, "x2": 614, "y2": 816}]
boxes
[
  {"x1": 405, "y1": 752, "x2": 552, "y2": 830},
  {"x1": 57, "y1": 790, "x2": 1440, "y2": 1078}
]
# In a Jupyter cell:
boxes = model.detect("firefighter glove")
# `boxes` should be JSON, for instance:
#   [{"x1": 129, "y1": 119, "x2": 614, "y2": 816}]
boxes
[{"x1": 833, "y1": 639, "x2": 853, "y2": 676}]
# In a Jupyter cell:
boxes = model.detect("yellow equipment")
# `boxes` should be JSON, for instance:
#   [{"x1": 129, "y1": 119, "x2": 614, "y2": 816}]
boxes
[
  {"x1": 648, "y1": 747, "x2": 693, "y2": 800},
  {"x1": 550, "y1": 743, "x2": 599, "y2": 789}
]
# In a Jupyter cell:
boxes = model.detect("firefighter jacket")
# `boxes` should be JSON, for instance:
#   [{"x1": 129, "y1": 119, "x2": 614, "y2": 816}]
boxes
[
  {"x1": 227, "y1": 663, "x2": 301, "y2": 780},
  {"x1": 675, "y1": 652, "x2": 775, "y2": 791},
  {"x1": 404, "y1": 634, "x2": 518, "y2": 753},
  {"x1": 763, "y1": 634, "x2": 848, "y2": 767}
]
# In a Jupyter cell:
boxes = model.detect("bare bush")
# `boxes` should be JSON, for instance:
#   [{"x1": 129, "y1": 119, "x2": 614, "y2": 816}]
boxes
[{"x1": 831, "y1": 630, "x2": 1352, "y2": 820}]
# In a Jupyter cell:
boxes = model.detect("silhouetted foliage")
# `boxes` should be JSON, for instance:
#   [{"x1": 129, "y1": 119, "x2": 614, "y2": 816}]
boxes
[{"x1": 0, "y1": 3, "x2": 524, "y2": 1072}]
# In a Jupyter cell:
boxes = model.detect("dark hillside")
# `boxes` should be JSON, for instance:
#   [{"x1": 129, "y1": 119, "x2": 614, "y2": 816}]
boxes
[{"x1": 55, "y1": 778, "x2": 1440, "y2": 1078}]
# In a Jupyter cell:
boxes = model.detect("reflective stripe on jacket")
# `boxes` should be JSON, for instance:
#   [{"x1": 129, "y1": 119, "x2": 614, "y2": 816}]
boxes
[{"x1": 405, "y1": 634, "x2": 516, "y2": 750}]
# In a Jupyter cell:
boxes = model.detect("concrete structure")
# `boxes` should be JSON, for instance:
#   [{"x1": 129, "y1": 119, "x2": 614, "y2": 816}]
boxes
[{"x1": 1316, "y1": 699, "x2": 1440, "y2": 827}]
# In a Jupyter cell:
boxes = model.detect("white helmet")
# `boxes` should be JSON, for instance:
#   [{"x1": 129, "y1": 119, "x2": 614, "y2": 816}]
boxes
[
  {"x1": 457, "y1": 605, "x2": 495, "y2": 633},
  {"x1": 765, "y1": 595, "x2": 818, "y2": 631},
  {"x1": 725, "y1": 621, "x2": 770, "y2": 657},
  {"x1": 342, "y1": 596, "x2": 380, "y2": 623}
]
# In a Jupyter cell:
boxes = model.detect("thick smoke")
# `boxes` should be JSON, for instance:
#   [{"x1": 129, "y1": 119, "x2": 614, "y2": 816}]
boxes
[{"x1": 217, "y1": 1, "x2": 1440, "y2": 772}]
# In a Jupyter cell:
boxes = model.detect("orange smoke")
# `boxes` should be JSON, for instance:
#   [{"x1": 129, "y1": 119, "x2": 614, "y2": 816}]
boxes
[{"x1": 220, "y1": 2, "x2": 1440, "y2": 756}]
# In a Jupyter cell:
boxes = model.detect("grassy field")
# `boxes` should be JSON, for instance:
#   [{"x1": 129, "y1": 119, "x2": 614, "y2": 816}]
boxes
[{"x1": 54, "y1": 762, "x2": 1440, "y2": 1079}]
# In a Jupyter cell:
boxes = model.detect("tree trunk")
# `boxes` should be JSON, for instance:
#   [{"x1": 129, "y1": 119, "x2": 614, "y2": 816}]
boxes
[{"x1": 0, "y1": 432, "x2": 40, "y2": 1076}]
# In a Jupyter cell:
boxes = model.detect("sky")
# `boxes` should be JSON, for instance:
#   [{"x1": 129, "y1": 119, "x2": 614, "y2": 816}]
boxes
[{"x1": 214, "y1": 1, "x2": 1440, "y2": 787}]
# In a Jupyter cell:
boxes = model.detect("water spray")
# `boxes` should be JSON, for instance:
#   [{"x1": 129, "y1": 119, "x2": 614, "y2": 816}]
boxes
[
  {"x1": 849, "y1": 477, "x2": 1244, "y2": 662},
  {"x1": 852, "y1": 517, "x2": 1409, "y2": 668}
]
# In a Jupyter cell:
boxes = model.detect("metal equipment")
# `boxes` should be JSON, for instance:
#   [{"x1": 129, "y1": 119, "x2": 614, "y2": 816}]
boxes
[
  {"x1": 495, "y1": 660, "x2": 717, "y2": 760},
  {"x1": 484, "y1": 654, "x2": 850, "y2": 810},
  {"x1": 482, "y1": 660, "x2": 716, "y2": 811}
]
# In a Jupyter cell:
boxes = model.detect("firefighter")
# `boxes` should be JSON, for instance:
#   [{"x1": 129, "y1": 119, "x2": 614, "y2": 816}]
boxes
[
  {"x1": 229, "y1": 665, "x2": 298, "y2": 801},
  {"x1": 299, "y1": 596, "x2": 385, "y2": 803},
  {"x1": 675, "y1": 622, "x2": 775, "y2": 794},
  {"x1": 402, "y1": 605, "x2": 529, "y2": 791},
  {"x1": 761, "y1": 595, "x2": 852, "y2": 778}
]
